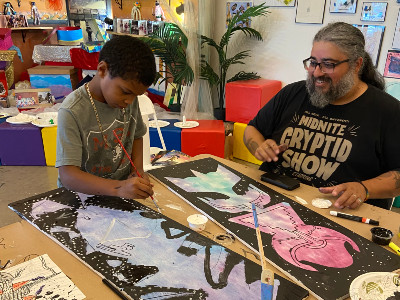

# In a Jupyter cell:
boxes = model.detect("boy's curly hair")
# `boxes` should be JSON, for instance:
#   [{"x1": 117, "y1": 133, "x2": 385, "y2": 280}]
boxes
[{"x1": 99, "y1": 35, "x2": 157, "y2": 86}]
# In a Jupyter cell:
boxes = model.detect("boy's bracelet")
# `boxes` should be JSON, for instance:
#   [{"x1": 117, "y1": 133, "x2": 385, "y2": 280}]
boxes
[{"x1": 356, "y1": 180, "x2": 369, "y2": 202}]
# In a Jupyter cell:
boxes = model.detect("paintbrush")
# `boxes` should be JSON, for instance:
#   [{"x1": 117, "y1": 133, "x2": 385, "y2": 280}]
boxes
[
  {"x1": 112, "y1": 130, "x2": 162, "y2": 213},
  {"x1": 252, "y1": 203, "x2": 274, "y2": 300}
]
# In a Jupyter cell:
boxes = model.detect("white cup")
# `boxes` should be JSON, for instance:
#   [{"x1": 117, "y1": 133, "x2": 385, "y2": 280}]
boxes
[{"x1": 187, "y1": 214, "x2": 208, "y2": 232}]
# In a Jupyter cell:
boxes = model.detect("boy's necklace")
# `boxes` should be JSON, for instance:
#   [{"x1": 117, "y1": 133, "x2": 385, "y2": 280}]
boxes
[{"x1": 85, "y1": 83, "x2": 127, "y2": 148}]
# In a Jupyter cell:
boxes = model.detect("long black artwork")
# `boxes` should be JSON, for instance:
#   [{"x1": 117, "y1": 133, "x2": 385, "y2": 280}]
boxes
[
  {"x1": 9, "y1": 188, "x2": 309, "y2": 300},
  {"x1": 148, "y1": 157, "x2": 400, "y2": 300}
]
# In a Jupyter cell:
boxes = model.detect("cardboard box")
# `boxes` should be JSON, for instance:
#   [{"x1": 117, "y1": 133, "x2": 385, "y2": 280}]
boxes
[{"x1": 28, "y1": 66, "x2": 79, "y2": 99}]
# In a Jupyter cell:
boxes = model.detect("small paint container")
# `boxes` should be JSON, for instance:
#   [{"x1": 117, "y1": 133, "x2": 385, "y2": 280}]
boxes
[
  {"x1": 187, "y1": 214, "x2": 208, "y2": 232},
  {"x1": 370, "y1": 227, "x2": 393, "y2": 245}
]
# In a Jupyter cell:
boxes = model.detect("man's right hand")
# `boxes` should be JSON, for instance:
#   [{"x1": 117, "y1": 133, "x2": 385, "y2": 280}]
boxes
[{"x1": 254, "y1": 139, "x2": 288, "y2": 162}]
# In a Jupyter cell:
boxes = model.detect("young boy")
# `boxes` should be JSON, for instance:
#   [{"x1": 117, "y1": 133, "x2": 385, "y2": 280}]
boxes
[{"x1": 56, "y1": 35, "x2": 156, "y2": 200}]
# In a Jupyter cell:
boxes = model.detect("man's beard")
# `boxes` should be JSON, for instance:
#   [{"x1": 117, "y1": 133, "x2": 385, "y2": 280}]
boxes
[{"x1": 306, "y1": 70, "x2": 355, "y2": 108}]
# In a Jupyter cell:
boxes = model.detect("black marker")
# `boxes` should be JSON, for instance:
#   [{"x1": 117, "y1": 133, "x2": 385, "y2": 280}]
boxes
[
  {"x1": 330, "y1": 211, "x2": 379, "y2": 225},
  {"x1": 102, "y1": 278, "x2": 131, "y2": 300}
]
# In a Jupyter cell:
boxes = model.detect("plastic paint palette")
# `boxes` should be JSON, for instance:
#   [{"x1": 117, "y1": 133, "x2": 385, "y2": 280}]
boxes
[{"x1": 349, "y1": 272, "x2": 400, "y2": 300}]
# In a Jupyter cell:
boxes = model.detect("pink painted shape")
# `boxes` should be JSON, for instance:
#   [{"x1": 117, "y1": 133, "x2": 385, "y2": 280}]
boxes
[{"x1": 230, "y1": 202, "x2": 360, "y2": 272}]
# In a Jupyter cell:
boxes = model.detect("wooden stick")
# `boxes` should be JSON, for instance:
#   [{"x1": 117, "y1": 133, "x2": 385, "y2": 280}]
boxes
[
  {"x1": 112, "y1": 130, "x2": 161, "y2": 213},
  {"x1": 252, "y1": 203, "x2": 274, "y2": 300}
]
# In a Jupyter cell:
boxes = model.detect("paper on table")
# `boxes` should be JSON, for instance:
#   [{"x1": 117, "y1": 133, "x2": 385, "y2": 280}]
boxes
[{"x1": 0, "y1": 254, "x2": 85, "y2": 300}]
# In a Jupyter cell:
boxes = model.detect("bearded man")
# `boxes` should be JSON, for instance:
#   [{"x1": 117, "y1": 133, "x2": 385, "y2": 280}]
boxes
[{"x1": 244, "y1": 22, "x2": 400, "y2": 210}]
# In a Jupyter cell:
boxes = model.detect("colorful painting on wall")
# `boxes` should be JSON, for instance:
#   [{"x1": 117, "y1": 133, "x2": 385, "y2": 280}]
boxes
[
  {"x1": 353, "y1": 24, "x2": 385, "y2": 66},
  {"x1": 9, "y1": 188, "x2": 309, "y2": 300},
  {"x1": 384, "y1": 50, "x2": 400, "y2": 79},
  {"x1": 392, "y1": 9, "x2": 400, "y2": 49},
  {"x1": 148, "y1": 158, "x2": 400, "y2": 300},
  {"x1": 329, "y1": 0, "x2": 357, "y2": 13},
  {"x1": 360, "y1": 1, "x2": 387, "y2": 22},
  {"x1": 226, "y1": 2, "x2": 253, "y2": 28}
]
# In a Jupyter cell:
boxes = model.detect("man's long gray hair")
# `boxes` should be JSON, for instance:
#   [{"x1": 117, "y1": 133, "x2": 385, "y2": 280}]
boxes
[{"x1": 313, "y1": 22, "x2": 385, "y2": 90}]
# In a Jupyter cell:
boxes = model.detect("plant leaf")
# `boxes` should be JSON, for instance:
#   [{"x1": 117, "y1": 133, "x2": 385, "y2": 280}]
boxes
[
  {"x1": 228, "y1": 71, "x2": 260, "y2": 83},
  {"x1": 200, "y1": 61, "x2": 220, "y2": 86}
]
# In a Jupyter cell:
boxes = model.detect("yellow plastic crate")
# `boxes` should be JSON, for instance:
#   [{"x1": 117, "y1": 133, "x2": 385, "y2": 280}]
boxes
[
  {"x1": 232, "y1": 122, "x2": 262, "y2": 165},
  {"x1": 41, "y1": 126, "x2": 57, "y2": 166}
]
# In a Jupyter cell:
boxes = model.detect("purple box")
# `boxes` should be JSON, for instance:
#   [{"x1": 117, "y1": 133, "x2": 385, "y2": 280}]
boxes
[{"x1": 0, "y1": 122, "x2": 46, "y2": 165}]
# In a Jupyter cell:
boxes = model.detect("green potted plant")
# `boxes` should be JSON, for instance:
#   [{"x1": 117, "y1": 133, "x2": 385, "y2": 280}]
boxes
[
  {"x1": 200, "y1": 3, "x2": 269, "y2": 120},
  {"x1": 140, "y1": 23, "x2": 194, "y2": 112}
]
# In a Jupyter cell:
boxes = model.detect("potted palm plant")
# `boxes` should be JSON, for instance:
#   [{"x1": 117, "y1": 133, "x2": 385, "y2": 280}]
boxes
[
  {"x1": 140, "y1": 23, "x2": 194, "y2": 112},
  {"x1": 200, "y1": 3, "x2": 269, "y2": 120}
]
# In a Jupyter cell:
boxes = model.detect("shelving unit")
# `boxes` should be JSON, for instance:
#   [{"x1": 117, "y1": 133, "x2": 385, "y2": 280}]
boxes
[{"x1": 11, "y1": 26, "x2": 53, "y2": 42}]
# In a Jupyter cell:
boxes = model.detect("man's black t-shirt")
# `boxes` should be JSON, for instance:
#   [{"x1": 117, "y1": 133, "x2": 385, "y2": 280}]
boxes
[{"x1": 249, "y1": 81, "x2": 400, "y2": 208}]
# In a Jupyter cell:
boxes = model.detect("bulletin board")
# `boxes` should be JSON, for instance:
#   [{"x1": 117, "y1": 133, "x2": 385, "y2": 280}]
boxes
[{"x1": 5, "y1": 0, "x2": 67, "y2": 23}]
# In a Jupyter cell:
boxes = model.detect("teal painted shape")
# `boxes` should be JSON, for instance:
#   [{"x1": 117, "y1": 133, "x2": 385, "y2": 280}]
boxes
[{"x1": 386, "y1": 82, "x2": 400, "y2": 101}]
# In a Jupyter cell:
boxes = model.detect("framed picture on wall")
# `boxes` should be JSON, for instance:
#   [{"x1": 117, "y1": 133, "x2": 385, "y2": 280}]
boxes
[
  {"x1": 384, "y1": 50, "x2": 400, "y2": 79},
  {"x1": 329, "y1": 0, "x2": 357, "y2": 13},
  {"x1": 226, "y1": 2, "x2": 253, "y2": 28},
  {"x1": 295, "y1": 0, "x2": 326, "y2": 24},
  {"x1": 360, "y1": 2, "x2": 388, "y2": 22},
  {"x1": 262, "y1": 0, "x2": 296, "y2": 6},
  {"x1": 392, "y1": 9, "x2": 400, "y2": 49},
  {"x1": 67, "y1": 0, "x2": 108, "y2": 26},
  {"x1": 353, "y1": 24, "x2": 385, "y2": 66}
]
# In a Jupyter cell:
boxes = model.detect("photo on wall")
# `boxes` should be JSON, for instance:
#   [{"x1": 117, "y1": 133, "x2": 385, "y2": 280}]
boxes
[
  {"x1": 226, "y1": 2, "x2": 253, "y2": 28},
  {"x1": 384, "y1": 50, "x2": 400, "y2": 79},
  {"x1": 360, "y1": 2, "x2": 387, "y2": 22},
  {"x1": 329, "y1": 0, "x2": 357, "y2": 13},
  {"x1": 295, "y1": 0, "x2": 326, "y2": 24},
  {"x1": 392, "y1": 9, "x2": 400, "y2": 49},
  {"x1": 353, "y1": 24, "x2": 385, "y2": 66}
]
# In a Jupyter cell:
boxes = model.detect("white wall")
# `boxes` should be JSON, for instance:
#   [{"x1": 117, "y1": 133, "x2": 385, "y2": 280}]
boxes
[{"x1": 213, "y1": 1, "x2": 400, "y2": 88}]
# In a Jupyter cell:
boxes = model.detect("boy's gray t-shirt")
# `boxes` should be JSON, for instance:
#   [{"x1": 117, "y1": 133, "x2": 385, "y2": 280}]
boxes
[{"x1": 55, "y1": 85, "x2": 147, "y2": 187}]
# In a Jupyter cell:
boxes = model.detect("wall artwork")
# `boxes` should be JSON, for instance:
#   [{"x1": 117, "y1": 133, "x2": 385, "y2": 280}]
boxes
[
  {"x1": 384, "y1": 50, "x2": 400, "y2": 79},
  {"x1": 148, "y1": 158, "x2": 400, "y2": 300},
  {"x1": 262, "y1": 0, "x2": 296, "y2": 7},
  {"x1": 9, "y1": 188, "x2": 309, "y2": 300},
  {"x1": 360, "y1": 1, "x2": 388, "y2": 22},
  {"x1": 353, "y1": 24, "x2": 385, "y2": 66},
  {"x1": 68, "y1": 0, "x2": 107, "y2": 26},
  {"x1": 226, "y1": 2, "x2": 253, "y2": 28},
  {"x1": 295, "y1": 0, "x2": 326, "y2": 24},
  {"x1": 392, "y1": 9, "x2": 400, "y2": 49},
  {"x1": 329, "y1": 0, "x2": 357, "y2": 13}
]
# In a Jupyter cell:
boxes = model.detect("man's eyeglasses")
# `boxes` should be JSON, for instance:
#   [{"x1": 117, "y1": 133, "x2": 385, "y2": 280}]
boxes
[{"x1": 303, "y1": 57, "x2": 350, "y2": 74}]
